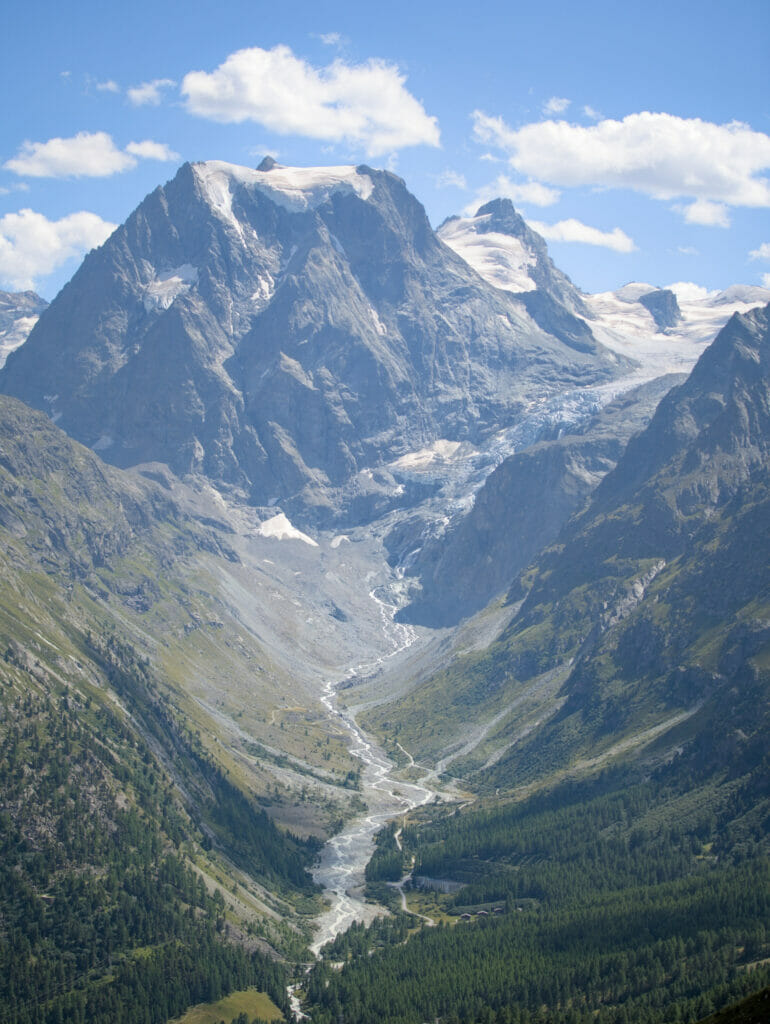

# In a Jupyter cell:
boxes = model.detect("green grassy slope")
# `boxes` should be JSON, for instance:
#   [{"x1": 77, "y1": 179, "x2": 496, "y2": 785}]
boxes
[{"x1": 0, "y1": 395, "x2": 328, "y2": 1021}]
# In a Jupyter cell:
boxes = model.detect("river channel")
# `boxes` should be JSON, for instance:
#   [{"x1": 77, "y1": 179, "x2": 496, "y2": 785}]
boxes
[
  {"x1": 309, "y1": 678, "x2": 435, "y2": 955},
  {"x1": 308, "y1": 586, "x2": 437, "y2": 954}
]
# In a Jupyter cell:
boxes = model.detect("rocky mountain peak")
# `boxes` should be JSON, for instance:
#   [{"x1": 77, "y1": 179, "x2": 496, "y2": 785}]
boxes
[
  {"x1": 0, "y1": 160, "x2": 626, "y2": 527},
  {"x1": 437, "y1": 199, "x2": 588, "y2": 318}
]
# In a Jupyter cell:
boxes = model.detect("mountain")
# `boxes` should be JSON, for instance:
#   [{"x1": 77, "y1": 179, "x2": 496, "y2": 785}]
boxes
[
  {"x1": 364, "y1": 303, "x2": 770, "y2": 788},
  {"x1": 0, "y1": 161, "x2": 626, "y2": 527},
  {"x1": 0, "y1": 289, "x2": 47, "y2": 366}
]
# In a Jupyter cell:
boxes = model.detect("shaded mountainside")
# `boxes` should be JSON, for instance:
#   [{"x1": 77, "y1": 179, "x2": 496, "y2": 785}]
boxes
[
  {"x1": 365, "y1": 304, "x2": 770, "y2": 790},
  {"x1": 0, "y1": 161, "x2": 626, "y2": 526}
]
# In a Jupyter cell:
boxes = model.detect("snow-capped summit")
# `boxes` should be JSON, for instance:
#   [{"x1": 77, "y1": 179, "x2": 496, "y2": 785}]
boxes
[
  {"x1": 193, "y1": 159, "x2": 375, "y2": 218},
  {"x1": 438, "y1": 198, "x2": 587, "y2": 317},
  {"x1": 0, "y1": 160, "x2": 625, "y2": 528}
]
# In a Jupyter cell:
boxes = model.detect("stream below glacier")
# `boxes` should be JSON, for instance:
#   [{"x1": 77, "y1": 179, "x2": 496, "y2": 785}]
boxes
[{"x1": 308, "y1": 585, "x2": 437, "y2": 955}]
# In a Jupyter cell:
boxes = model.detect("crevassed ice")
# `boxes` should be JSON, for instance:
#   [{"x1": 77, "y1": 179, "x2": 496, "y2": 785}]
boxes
[
  {"x1": 438, "y1": 215, "x2": 537, "y2": 293},
  {"x1": 143, "y1": 265, "x2": 199, "y2": 312}
]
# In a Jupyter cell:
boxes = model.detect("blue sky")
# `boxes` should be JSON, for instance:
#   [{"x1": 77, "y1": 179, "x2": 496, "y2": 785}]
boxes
[{"x1": 2, "y1": 0, "x2": 769, "y2": 299}]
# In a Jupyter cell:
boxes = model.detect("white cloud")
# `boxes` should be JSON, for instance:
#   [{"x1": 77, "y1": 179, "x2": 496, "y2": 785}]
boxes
[
  {"x1": 125, "y1": 140, "x2": 179, "y2": 162},
  {"x1": 762, "y1": 272, "x2": 770, "y2": 288},
  {"x1": 5, "y1": 131, "x2": 135, "y2": 177},
  {"x1": 0, "y1": 209, "x2": 116, "y2": 291},
  {"x1": 472, "y1": 110, "x2": 770, "y2": 220},
  {"x1": 181, "y1": 45, "x2": 440, "y2": 156},
  {"x1": 583, "y1": 105, "x2": 602, "y2": 121},
  {"x1": 677, "y1": 246, "x2": 700, "y2": 256},
  {"x1": 319, "y1": 32, "x2": 343, "y2": 46},
  {"x1": 96, "y1": 79, "x2": 120, "y2": 93},
  {"x1": 543, "y1": 96, "x2": 570, "y2": 116},
  {"x1": 4, "y1": 131, "x2": 178, "y2": 178},
  {"x1": 666, "y1": 281, "x2": 718, "y2": 302},
  {"x1": 436, "y1": 169, "x2": 467, "y2": 189},
  {"x1": 469, "y1": 174, "x2": 561, "y2": 210},
  {"x1": 127, "y1": 78, "x2": 176, "y2": 106},
  {"x1": 749, "y1": 242, "x2": 770, "y2": 261},
  {"x1": 680, "y1": 199, "x2": 730, "y2": 227},
  {"x1": 528, "y1": 217, "x2": 636, "y2": 252}
]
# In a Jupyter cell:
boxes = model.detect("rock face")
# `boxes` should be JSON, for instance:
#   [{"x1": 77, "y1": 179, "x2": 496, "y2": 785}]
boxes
[
  {"x1": 0, "y1": 290, "x2": 47, "y2": 367},
  {"x1": 638, "y1": 288, "x2": 681, "y2": 332},
  {"x1": 0, "y1": 161, "x2": 625, "y2": 525}
]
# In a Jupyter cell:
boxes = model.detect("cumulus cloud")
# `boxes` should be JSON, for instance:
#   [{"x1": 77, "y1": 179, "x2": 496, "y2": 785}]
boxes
[
  {"x1": 543, "y1": 96, "x2": 570, "y2": 116},
  {"x1": 0, "y1": 209, "x2": 116, "y2": 291},
  {"x1": 96, "y1": 79, "x2": 120, "y2": 93},
  {"x1": 127, "y1": 78, "x2": 176, "y2": 106},
  {"x1": 436, "y1": 169, "x2": 467, "y2": 189},
  {"x1": 4, "y1": 131, "x2": 178, "y2": 178},
  {"x1": 125, "y1": 140, "x2": 180, "y2": 161},
  {"x1": 680, "y1": 199, "x2": 730, "y2": 227},
  {"x1": 469, "y1": 173, "x2": 560, "y2": 211},
  {"x1": 5, "y1": 131, "x2": 135, "y2": 177},
  {"x1": 749, "y1": 242, "x2": 770, "y2": 261},
  {"x1": 527, "y1": 217, "x2": 636, "y2": 252},
  {"x1": 181, "y1": 45, "x2": 440, "y2": 156},
  {"x1": 472, "y1": 110, "x2": 770, "y2": 221},
  {"x1": 666, "y1": 281, "x2": 719, "y2": 302}
]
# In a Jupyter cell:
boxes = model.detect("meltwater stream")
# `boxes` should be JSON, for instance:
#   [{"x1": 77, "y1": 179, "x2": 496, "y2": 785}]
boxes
[{"x1": 308, "y1": 587, "x2": 435, "y2": 956}]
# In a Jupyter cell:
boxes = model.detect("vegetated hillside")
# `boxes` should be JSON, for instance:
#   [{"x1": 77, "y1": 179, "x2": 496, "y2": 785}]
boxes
[
  {"x1": 308, "y1": 305, "x2": 770, "y2": 1024},
  {"x1": 304, "y1": 745, "x2": 770, "y2": 1023},
  {"x1": 0, "y1": 160, "x2": 626, "y2": 527},
  {"x1": 697, "y1": 986, "x2": 770, "y2": 1024},
  {"x1": 0, "y1": 396, "x2": 326, "y2": 1022},
  {"x1": 366, "y1": 304, "x2": 770, "y2": 787}
]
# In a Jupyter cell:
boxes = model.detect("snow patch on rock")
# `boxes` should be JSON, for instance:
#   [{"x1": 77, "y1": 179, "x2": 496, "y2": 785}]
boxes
[
  {"x1": 257, "y1": 512, "x2": 318, "y2": 547},
  {"x1": 143, "y1": 265, "x2": 199, "y2": 312}
]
